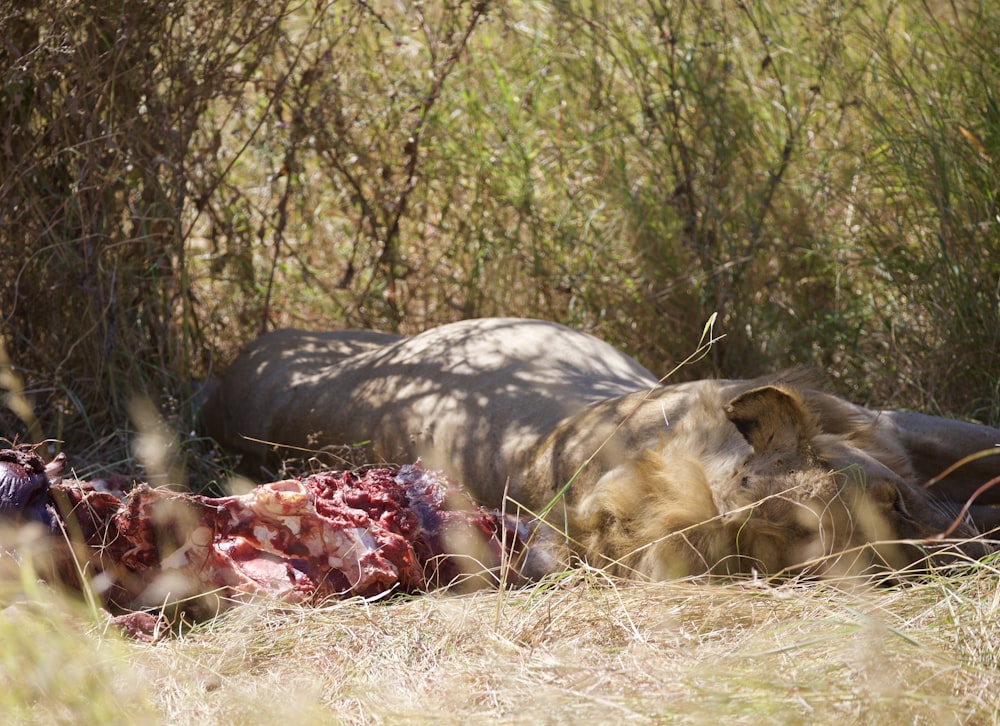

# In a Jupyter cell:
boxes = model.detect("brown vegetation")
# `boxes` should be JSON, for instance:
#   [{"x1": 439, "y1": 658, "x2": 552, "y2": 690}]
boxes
[
  {"x1": 2, "y1": 0, "x2": 999, "y2": 473},
  {"x1": 1, "y1": 1, "x2": 999, "y2": 720}
]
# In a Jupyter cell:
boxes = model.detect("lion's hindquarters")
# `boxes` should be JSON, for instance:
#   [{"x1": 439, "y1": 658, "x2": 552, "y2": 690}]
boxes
[{"x1": 201, "y1": 328, "x2": 406, "y2": 467}]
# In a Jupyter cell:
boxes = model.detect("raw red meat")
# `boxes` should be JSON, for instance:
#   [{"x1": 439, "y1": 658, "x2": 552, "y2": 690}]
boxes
[{"x1": 38, "y1": 463, "x2": 563, "y2": 619}]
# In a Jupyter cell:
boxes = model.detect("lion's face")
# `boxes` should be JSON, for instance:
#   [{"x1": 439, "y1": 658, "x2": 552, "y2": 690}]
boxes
[
  {"x1": 719, "y1": 386, "x2": 980, "y2": 576},
  {"x1": 720, "y1": 450, "x2": 923, "y2": 577},
  {"x1": 576, "y1": 384, "x2": 980, "y2": 580}
]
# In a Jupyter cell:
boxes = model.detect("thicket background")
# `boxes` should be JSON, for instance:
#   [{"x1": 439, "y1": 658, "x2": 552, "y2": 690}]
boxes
[{"x1": 2, "y1": 0, "x2": 998, "y2": 474}]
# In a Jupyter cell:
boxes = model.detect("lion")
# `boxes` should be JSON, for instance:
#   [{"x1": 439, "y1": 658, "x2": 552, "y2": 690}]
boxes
[{"x1": 201, "y1": 318, "x2": 998, "y2": 580}]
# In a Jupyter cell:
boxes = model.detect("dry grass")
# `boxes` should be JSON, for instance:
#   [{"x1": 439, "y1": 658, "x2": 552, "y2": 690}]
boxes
[
  {"x1": 2, "y1": 1, "x2": 999, "y2": 720},
  {"x1": 4, "y1": 561, "x2": 1000, "y2": 724}
]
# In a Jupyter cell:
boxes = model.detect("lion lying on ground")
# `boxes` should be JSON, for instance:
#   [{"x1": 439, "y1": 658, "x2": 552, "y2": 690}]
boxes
[{"x1": 201, "y1": 318, "x2": 999, "y2": 580}]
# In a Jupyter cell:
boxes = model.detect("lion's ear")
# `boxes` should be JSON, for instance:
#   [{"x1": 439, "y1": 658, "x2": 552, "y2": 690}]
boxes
[{"x1": 725, "y1": 386, "x2": 814, "y2": 453}]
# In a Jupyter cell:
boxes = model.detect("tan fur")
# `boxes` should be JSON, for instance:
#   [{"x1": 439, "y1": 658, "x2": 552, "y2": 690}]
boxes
[
  {"x1": 572, "y1": 385, "x2": 948, "y2": 579},
  {"x1": 202, "y1": 318, "x2": 998, "y2": 581}
]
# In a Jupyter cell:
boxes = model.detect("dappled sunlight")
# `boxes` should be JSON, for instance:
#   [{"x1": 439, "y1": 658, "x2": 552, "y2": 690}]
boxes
[{"x1": 2, "y1": 0, "x2": 1000, "y2": 720}]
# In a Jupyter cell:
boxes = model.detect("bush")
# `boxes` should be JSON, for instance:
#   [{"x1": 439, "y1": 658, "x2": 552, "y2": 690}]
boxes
[{"x1": 1, "y1": 0, "x2": 997, "y2": 469}]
